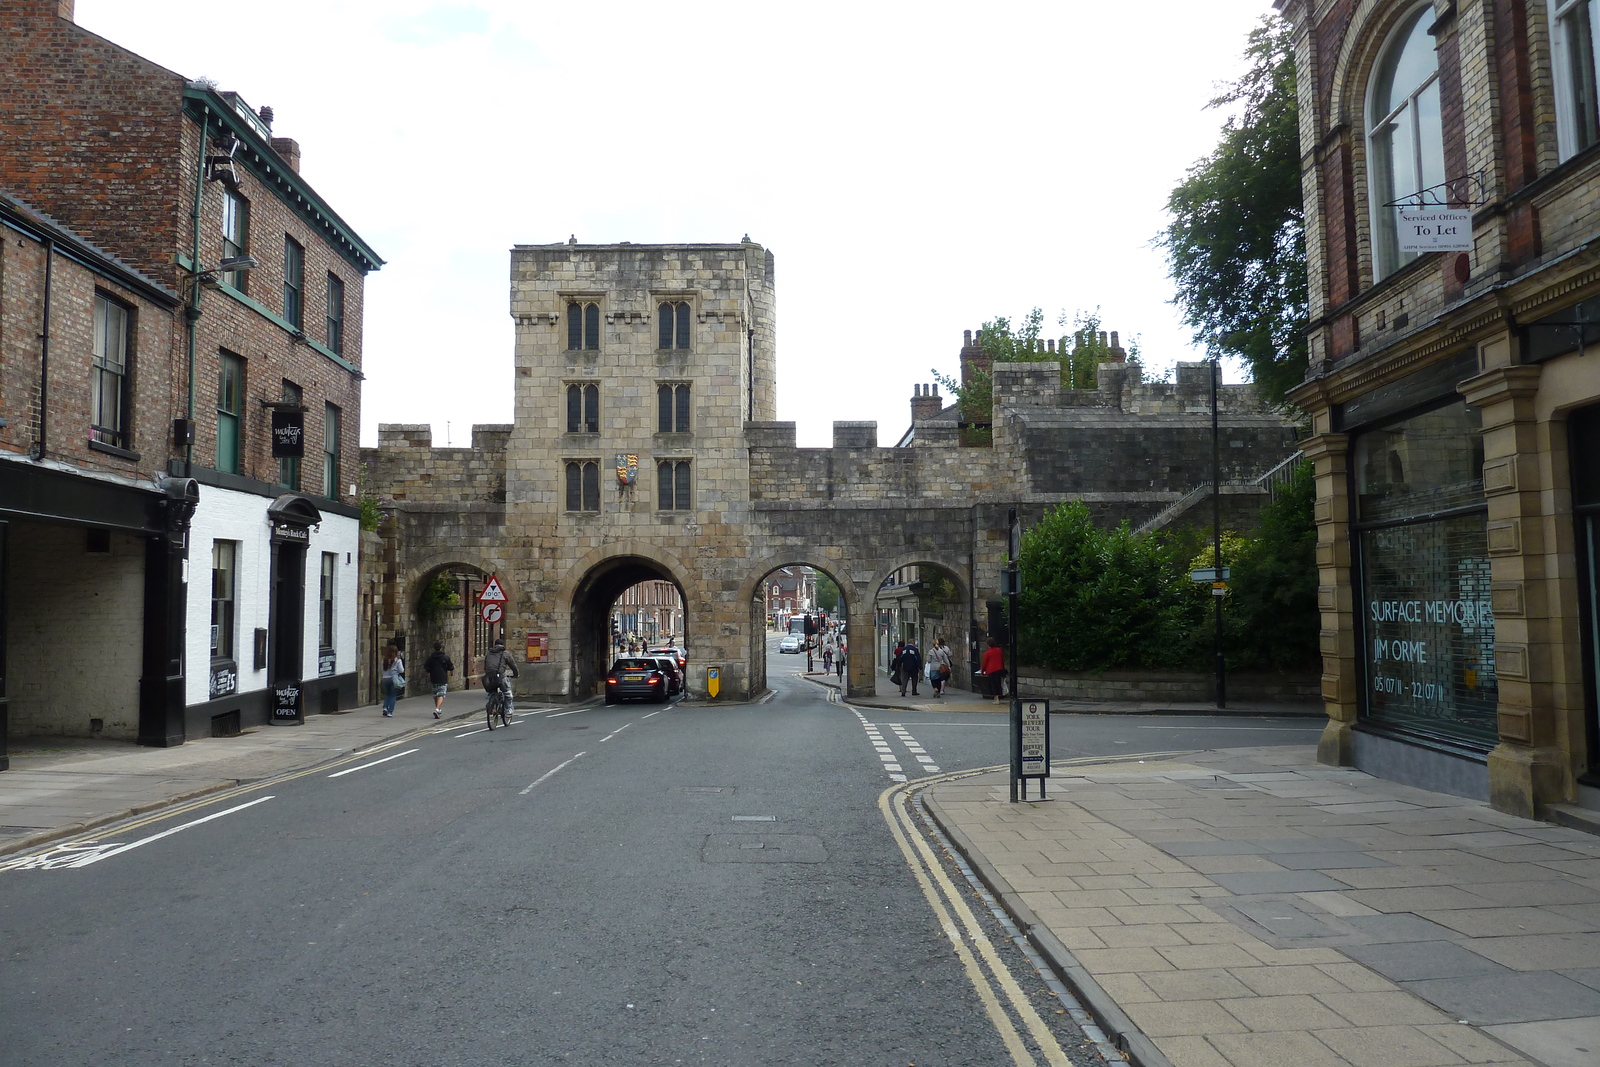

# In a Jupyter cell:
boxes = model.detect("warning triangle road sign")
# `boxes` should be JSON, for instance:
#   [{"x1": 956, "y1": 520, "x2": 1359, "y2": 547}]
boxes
[{"x1": 478, "y1": 574, "x2": 508, "y2": 604}]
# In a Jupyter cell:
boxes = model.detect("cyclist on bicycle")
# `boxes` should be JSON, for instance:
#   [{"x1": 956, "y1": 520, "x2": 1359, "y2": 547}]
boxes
[{"x1": 482, "y1": 638, "x2": 519, "y2": 716}]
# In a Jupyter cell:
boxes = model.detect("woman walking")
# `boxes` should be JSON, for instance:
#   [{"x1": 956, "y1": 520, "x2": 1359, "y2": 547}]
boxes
[
  {"x1": 381, "y1": 642, "x2": 406, "y2": 717},
  {"x1": 927, "y1": 637, "x2": 953, "y2": 697}
]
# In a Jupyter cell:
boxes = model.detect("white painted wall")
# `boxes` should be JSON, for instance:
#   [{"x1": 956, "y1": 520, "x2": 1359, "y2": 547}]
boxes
[{"x1": 184, "y1": 487, "x2": 359, "y2": 707}]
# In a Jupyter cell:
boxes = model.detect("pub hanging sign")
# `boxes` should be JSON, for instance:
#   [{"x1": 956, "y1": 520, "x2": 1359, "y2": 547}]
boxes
[{"x1": 271, "y1": 408, "x2": 305, "y2": 457}]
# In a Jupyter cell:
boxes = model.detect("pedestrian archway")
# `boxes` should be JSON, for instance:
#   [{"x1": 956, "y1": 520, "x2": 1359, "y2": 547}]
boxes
[
  {"x1": 405, "y1": 562, "x2": 494, "y2": 692},
  {"x1": 747, "y1": 562, "x2": 852, "y2": 696},
  {"x1": 872, "y1": 560, "x2": 974, "y2": 692}
]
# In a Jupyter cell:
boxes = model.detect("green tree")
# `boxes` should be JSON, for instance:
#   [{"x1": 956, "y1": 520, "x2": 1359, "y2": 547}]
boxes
[
  {"x1": 815, "y1": 572, "x2": 842, "y2": 612},
  {"x1": 1017, "y1": 501, "x2": 1200, "y2": 671},
  {"x1": 932, "y1": 308, "x2": 1137, "y2": 445},
  {"x1": 1158, "y1": 16, "x2": 1306, "y2": 405},
  {"x1": 1220, "y1": 460, "x2": 1319, "y2": 670}
]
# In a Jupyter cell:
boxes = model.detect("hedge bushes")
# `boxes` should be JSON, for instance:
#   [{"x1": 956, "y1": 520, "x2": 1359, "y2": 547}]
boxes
[{"x1": 1016, "y1": 461, "x2": 1317, "y2": 673}]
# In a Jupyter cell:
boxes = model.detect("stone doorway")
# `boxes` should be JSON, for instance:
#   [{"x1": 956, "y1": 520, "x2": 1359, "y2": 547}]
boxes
[{"x1": 571, "y1": 557, "x2": 687, "y2": 699}]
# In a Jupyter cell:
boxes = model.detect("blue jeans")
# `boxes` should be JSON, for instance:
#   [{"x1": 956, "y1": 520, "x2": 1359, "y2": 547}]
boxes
[{"x1": 382, "y1": 678, "x2": 400, "y2": 714}]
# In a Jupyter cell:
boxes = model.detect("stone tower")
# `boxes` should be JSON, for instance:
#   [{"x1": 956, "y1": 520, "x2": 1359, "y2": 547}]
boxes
[{"x1": 502, "y1": 240, "x2": 777, "y2": 699}]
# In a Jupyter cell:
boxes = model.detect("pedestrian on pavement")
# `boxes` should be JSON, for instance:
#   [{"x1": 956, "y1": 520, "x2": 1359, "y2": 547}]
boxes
[
  {"x1": 423, "y1": 641, "x2": 454, "y2": 719},
  {"x1": 836, "y1": 648, "x2": 846, "y2": 682},
  {"x1": 381, "y1": 643, "x2": 405, "y2": 717},
  {"x1": 822, "y1": 641, "x2": 833, "y2": 673},
  {"x1": 927, "y1": 637, "x2": 952, "y2": 697},
  {"x1": 482, "y1": 637, "x2": 519, "y2": 714},
  {"x1": 979, "y1": 637, "x2": 1006, "y2": 703},
  {"x1": 899, "y1": 639, "x2": 923, "y2": 697},
  {"x1": 890, "y1": 641, "x2": 905, "y2": 689}
]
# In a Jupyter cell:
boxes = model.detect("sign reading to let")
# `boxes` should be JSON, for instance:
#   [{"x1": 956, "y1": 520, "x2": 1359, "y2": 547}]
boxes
[{"x1": 1396, "y1": 207, "x2": 1472, "y2": 252}]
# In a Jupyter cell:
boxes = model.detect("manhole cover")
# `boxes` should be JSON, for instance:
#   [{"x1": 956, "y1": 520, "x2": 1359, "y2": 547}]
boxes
[{"x1": 702, "y1": 834, "x2": 826, "y2": 863}]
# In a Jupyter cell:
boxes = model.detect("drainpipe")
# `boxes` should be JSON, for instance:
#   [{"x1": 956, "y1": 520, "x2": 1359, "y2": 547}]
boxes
[
  {"x1": 184, "y1": 108, "x2": 211, "y2": 475},
  {"x1": 33, "y1": 237, "x2": 54, "y2": 460}
]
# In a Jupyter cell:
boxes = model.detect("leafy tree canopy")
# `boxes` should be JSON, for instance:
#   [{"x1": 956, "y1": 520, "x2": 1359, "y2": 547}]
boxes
[
  {"x1": 932, "y1": 308, "x2": 1138, "y2": 444},
  {"x1": 1158, "y1": 15, "x2": 1307, "y2": 406}
]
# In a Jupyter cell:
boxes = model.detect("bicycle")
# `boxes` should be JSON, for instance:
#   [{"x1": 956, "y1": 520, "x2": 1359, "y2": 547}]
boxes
[{"x1": 485, "y1": 685, "x2": 512, "y2": 730}]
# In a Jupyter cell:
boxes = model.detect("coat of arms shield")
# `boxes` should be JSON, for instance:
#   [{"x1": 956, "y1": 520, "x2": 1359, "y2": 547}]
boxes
[{"x1": 615, "y1": 453, "x2": 639, "y2": 485}]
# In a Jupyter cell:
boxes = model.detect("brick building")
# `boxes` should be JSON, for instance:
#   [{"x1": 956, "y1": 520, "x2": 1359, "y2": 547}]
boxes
[
  {"x1": 1277, "y1": 0, "x2": 1600, "y2": 819},
  {"x1": 0, "y1": 0, "x2": 381, "y2": 746}
]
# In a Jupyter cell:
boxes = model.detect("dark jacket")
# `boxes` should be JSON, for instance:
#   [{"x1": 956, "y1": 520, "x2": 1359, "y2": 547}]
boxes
[
  {"x1": 484, "y1": 646, "x2": 518, "y2": 679},
  {"x1": 423, "y1": 650, "x2": 454, "y2": 685},
  {"x1": 898, "y1": 644, "x2": 922, "y2": 673}
]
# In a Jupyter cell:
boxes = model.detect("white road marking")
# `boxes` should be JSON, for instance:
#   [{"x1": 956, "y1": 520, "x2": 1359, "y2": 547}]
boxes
[
  {"x1": 2, "y1": 796, "x2": 277, "y2": 871},
  {"x1": 641, "y1": 711, "x2": 661, "y2": 719},
  {"x1": 547, "y1": 709, "x2": 586, "y2": 718},
  {"x1": 599, "y1": 723, "x2": 632, "y2": 742},
  {"x1": 519, "y1": 752, "x2": 586, "y2": 794},
  {"x1": 328, "y1": 749, "x2": 419, "y2": 777}
]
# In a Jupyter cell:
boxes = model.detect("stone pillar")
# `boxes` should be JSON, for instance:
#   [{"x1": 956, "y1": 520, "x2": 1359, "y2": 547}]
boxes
[
  {"x1": 1301, "y1": 431, "x2": 1357, "y2": 766},
  {"x1": 1459, "y1": 361, "x2": 1570, "y2": 817},
  {"x1": 846, "y1": 589, "x2": 877, "y2": 700}
]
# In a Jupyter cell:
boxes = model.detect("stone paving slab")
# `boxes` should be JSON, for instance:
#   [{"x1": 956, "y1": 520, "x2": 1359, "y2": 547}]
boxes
[{"x1": 926, "y1": 746, "x2": 1600, "y2": 1067}]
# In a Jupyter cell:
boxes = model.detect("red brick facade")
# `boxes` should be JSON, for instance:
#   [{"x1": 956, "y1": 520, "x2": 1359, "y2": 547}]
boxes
[{"x1": 0, "y1": 0, "x2": 378, "y2": 497}]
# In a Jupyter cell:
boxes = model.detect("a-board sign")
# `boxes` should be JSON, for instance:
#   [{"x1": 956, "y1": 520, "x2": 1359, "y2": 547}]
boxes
[
  {"x1": 272, "y1": 681, "x2": 303, "y2": 724},
  {"x1": 1015, "y1": 699, "x2": 1050, "y2": 778},
  {"x1": 526, "y1": 631, "x2": 549, "y2": 663}
]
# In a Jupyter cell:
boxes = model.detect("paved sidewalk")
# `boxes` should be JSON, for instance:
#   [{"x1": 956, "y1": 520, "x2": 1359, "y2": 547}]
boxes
[
  {"x1": 0, "y1": 688, "x2": 501, "y2": 857},
  {"x1": 926, "y1": 746, "x2": 1600, "y2": 1067},
  {"x1": 809, "y1": 668, "x2": 1320, "y2": 718}
]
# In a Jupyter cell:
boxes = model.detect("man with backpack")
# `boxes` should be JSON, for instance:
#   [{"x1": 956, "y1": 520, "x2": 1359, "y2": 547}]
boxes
[
  {"x1": 482, "y1": 638, "x2": 519, "y2": 715},
  {"x1": 897, "y1": 639, "x2": 923, "y2": 697}
]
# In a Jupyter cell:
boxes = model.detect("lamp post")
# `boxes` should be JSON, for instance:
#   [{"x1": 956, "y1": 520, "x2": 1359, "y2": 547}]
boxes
[{"x1": 1210, "y1": 357, "x2": 1227, "y2": 710}]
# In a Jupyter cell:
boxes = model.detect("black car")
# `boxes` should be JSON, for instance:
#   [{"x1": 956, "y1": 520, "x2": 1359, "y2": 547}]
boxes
[
  {"x1": 651, "y1": 655, "x2": 685, "y2": 695},
  {"x1": 605, "y1": 657, "x2": 671, "y2": 704}
]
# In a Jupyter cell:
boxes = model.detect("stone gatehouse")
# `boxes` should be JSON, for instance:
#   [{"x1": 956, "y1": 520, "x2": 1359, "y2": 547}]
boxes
[{"x1": 361, "y1": 240, "x2": 1301, "y2": 703}]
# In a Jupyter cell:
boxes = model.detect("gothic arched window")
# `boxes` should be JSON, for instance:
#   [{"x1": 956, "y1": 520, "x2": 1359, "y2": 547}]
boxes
[{"x1": 1367, "y1": 6, "x2": 1445, "y2": 280}]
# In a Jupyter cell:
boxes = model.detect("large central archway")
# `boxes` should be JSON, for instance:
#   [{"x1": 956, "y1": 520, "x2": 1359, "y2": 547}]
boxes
[{"x1": 569, "y1": 556, "x2": 688, "y2": 699}]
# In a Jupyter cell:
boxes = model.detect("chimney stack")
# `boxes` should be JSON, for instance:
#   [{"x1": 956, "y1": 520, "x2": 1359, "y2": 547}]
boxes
[
  {"x1": 258, "y1": 105, "x2": 274, "y2": 128},
  {"x1": 910, "y1": 383, "x2": 943, "y2": 423},
  {"x1": 271, "y1": 137, "x2": 301, "y2": 173},
  {"x1": 55, "y1": 0, "x2": 75, "y2": 19}
]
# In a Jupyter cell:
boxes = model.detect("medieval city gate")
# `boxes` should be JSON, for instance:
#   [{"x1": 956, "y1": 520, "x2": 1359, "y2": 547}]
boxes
[{"x1": 362, "y1": 241, "x2": 1298, "y2": 703}]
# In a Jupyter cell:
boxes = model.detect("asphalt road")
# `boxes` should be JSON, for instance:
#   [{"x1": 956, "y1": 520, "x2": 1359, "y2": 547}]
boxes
[{"x1": 0, "y1": 636, "x2": 1322, "y2": 1067}]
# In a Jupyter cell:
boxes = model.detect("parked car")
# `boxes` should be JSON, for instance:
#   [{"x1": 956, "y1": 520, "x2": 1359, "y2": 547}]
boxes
[
  {"x1": 779, "y1": 635, "x2": 804, "y2": 654},
  {"x1": 605, "y1": 657, "x2": 671, "y2": 704},
  {"x1": 651, "y1": 655, "x2": 684, "y2": 695},
  {"x1": 649, "y1": 645, "x2": 687, "y2": 671}
]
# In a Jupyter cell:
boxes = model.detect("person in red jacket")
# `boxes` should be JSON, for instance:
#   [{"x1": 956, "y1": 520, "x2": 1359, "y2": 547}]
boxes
[{"x1": 979, "y1": 637, "x2": 1006, "y2": 703}]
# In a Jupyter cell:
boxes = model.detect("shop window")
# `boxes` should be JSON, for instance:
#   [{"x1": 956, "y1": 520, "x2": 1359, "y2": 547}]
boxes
[
  {"x1": 1552, "y1": 0, "x2": 1600, "y2": 159},
  {"x1": 657, "y1": 383, "x2": 690, "y2": 433},
  {"x1": 221, "y1": 190, "x2": 249, "y2": 291},
  {"x1": 1367, "y1": 5, "x2": 1445, "y2": 280},
  {"x1": 567, "y1": 301, "x2": 600, "y2": 350},
  {"x1": 278, "y1": 380, "x2": 302, "y2": 490},
  {"x1": 283, "y1": 236, "x2": 304, "y2": 329},
  {"x1": 217, "y1": 350, "x2": 244, "y2": 474},
  {"x1": 1572, "y1": 406, "x2": 1600, "y2": 777},
  {"x1": 567, "y1": 383, "x2": 599, "y2": 433},
  {"x1": 657, "y1": 460, "x2": 691, "y2": 510},
  {"x1": 319, "y1": 551, "x2": 336, "y2": 651},
  {"x1": 326, "y1": 273, "x2": 345, "y2": 354},
  {"x1": 211, "y1": 540, "x2": 237, "y2": 660},
  {"x1": 91, "y1": 292, "x2": 131, "y2": 449},
  {"x1": 566, "y1": 460, "x2": 600, "y2": 512},
  {"x1": 1353, "y1": 399, "x2": 1496, "y2": 744},
  {"x1": 323, "y1": 402, "x2": 341, "y2": 496},
  {"x1": 658, "y1": 301, "x2": 691, "y2": 350}
]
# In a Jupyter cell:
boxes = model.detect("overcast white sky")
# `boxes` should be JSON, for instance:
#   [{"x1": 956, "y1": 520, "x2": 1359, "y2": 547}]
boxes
[{"x1": 77, "y1": 0, "x2": 1276, "y2": 448}]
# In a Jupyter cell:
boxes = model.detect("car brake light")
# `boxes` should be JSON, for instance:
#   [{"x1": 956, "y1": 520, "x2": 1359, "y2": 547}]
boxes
[
  {"x1": 606, "y1": 677, "x2": 618, "y2": 685},
  {"x1": 649, "y1": 677, "x2": 660, "y2": 684}
]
